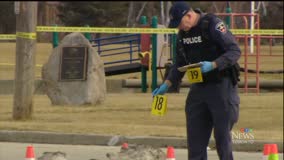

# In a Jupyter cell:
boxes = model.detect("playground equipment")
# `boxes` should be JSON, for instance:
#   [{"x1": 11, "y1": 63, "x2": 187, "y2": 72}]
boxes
[
  {"x1": 218, "y1": 12, "x2": 282, "y2": 94},
  {"x1": 2, "y1": 12, "x2": 282, "y2": 94},
  {"x1": 86, "y1": 16, "x2": 173, "y2": 93},
  {"x1": 49, "y1": 12, "x2": 283, "y2": 94}
]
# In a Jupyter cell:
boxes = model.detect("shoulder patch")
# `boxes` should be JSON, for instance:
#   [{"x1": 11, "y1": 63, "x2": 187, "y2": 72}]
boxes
[{"x1": 215, "y1": 21, "x2": 227, "y2": 34}]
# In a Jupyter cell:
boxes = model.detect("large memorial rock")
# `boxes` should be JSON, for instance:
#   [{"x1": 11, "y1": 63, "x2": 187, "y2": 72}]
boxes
[{"x1": 42, "y1": 32, "x2": 106, "y2": 105}]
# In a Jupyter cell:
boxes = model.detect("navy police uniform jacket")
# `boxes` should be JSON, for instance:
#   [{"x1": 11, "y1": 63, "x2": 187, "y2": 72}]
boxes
[{"x1": 166, "y1": 12, "x2": 241, "y2": 85}]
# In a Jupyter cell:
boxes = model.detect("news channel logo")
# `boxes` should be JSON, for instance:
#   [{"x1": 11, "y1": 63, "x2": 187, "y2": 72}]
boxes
[{"x1": 231, "y1": 128, "x2": 255, "y2": 144}]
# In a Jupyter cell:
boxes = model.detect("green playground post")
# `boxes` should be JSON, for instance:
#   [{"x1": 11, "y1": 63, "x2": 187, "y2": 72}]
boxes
[
  {"x1": 84, "y1": 25, "x2": 91, "y2": 40},
  {"x1": 151, "y1": 16, "x2": 158, "y2": 91},
  {"x1": 52, "y1": 24, "x2": 59, "y2": 48},
  {"x1": 140, "y1": 16, "x2": 147, "y2": 93},
  {"x1": 225, "y1": 1, "x2": 232, "y2": 29}
]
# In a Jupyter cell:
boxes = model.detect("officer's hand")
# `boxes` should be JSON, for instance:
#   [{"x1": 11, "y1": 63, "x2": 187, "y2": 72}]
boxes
[
  {"x1": 152, "y1": 83, "x2": 169, "y2": 96},
  {"x1": 200, "y1": 61, "x2": 214, "y2": 73}
]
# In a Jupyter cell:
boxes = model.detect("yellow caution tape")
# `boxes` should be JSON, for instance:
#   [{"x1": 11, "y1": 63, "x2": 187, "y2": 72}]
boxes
[
  {"x1": 0, "y1": 28, "x2": 283, "y2": 40},
  {"x1": 36, "y1": 26, "x2": 178, "y2": 34},
  {"x1": 16, "y1": 32, "x2": 36, "y2": 40},
  {"x1": 0, "y1": 34, "x2": 16, "y2": 40},
  {"x1": 231, "y1": 29, "x2": 283, "y2": 35},
  {"x1": 0, "y1": 63, "x2": 42, "y2": 67},
  {"x1": 36, "y1": 26, "x2": 283, "y2": 35},
  {"x1": 0, "y1": 63, "x2": 15, "y2": 66}
]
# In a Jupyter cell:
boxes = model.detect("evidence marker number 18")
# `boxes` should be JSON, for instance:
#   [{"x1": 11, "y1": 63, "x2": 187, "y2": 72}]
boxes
[{"x1": 151, "y1": 95, "x2": 167, "y2": 116}]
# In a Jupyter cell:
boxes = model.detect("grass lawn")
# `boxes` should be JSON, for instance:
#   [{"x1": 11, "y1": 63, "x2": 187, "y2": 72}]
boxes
[{"x1": 0, "y1": 92, "x2": 283, "y2": 141}]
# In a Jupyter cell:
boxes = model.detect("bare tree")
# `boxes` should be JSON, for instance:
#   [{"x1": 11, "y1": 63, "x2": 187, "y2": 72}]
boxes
[
  {"x1": 212, "y1": 2, "x2": 220, "y2": 13},
  {"x1": 135, "y1": 2, "x2": 148, "y2": 23},
  {"x1": 127, "y1": 1, "x2": 134, "y2": 27},
  {"x1": 165, "y1": 1, "x2": 172, "y2": 26}
]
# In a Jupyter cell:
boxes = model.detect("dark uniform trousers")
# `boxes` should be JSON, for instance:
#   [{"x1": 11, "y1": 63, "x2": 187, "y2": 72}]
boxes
[{"x1": 185, "y1": 77, "x2": 240, "y2": 160}]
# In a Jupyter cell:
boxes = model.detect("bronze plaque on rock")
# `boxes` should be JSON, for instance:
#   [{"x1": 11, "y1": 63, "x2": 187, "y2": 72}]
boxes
[{"x1": 59, "y1": 46, "x2": 88, "y2": 81}]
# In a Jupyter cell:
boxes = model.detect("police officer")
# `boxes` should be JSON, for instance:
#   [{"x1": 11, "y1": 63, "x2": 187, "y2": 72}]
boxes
[{"x1": 152, "y1": 2, "x2": 241, "y2": 160}]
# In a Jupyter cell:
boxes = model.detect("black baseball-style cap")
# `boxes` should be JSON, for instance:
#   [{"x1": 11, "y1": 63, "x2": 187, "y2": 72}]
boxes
[{"x1": 168, "y1": 2, "x2": 191, "y2": 28}]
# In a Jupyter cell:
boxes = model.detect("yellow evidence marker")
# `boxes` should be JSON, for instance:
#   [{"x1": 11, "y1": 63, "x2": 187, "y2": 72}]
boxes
[
  {"x1": 151, "y1": 95, "x2": 167, "y2": 116},
  {"x1": 186, "y1": 67, "x2": 203, "y2": 84},
  {"x1": 178, "y1": 63, "x2": 204, "y2": 84}
]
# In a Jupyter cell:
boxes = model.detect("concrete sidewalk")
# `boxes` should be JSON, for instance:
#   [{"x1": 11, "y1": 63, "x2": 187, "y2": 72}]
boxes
[
  {"x1": 0, "y1": 130, "x2": 282, "y2": 153},
  {"x1": 1, "y1": 142, "x2": 284, "y2": 160}
]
